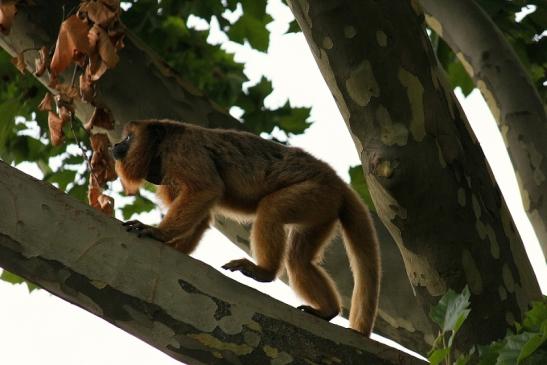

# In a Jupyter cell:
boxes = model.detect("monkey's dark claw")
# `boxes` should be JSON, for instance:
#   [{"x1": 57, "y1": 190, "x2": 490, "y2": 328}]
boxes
[{"x1": 297, "y1": 305, "x2": 338, "y2": 321}]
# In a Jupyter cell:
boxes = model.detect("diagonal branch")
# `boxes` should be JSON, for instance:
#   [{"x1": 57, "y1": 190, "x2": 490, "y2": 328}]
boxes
[
  {"x1": 421, "y1": 0, "x2": 547, "y2": 258},
  {"x1": 0, "y1": 161, "x2": 425, "y2": 365}
]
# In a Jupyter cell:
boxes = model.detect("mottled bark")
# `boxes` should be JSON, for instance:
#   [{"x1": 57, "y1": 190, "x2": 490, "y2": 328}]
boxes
[
  {"x1": 287, "y1": 0, "x2": 541, "y2": 352},
  {"x1": 0, "y1": 0, "x2": 431, "y2": 354},
  {"x1": 420, "y1": 0, "x2": 547, "y2": 261},
  {"x1": 0, "y1": 162, "x2": 425, "y2": 365}
]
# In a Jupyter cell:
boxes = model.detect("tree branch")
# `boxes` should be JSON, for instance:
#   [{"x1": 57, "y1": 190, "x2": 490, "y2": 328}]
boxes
[
  {"x1": 287, "y1": 0, "x2": 541, "y2": 352},
  {"x1": 0, "y1": 161, "x2": 425, "y2": 365},
  {"x1": 421, "y1": 0, "x2": 547, "y2": 257}
]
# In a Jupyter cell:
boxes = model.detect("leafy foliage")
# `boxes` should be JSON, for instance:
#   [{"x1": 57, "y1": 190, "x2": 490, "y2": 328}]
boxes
[
  {"x1": 429, "y1": 288, "x2": 547, "y2": 365},
  {"x1": 348, "y1": 165, "x2": 376, "y2": 212},
  {"x1": 434, "y1": 0, "x2": 546, "y2": 101},
  {"x1": 477, "y1": 0, "x2": 546, "y2": 101},
  {"x1": 121, "y1": 0, "x2": 310, "y2": 136},
  {"x1": 0, "y1": 270, "x2": 38, "y2": 292}
]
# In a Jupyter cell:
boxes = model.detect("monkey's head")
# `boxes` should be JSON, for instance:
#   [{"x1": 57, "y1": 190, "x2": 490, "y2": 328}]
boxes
[{"x1": 113, "y1": 120, "x2": 167, "y2": 194}]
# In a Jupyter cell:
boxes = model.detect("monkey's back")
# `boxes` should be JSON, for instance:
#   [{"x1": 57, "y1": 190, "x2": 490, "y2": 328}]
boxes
[{"x1": 173, "y1": 123, "x2": 343, "y2": 214}]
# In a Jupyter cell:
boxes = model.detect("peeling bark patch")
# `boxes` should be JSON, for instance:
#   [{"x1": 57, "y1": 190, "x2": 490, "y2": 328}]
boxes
[
  {"x1": 189, "y1": 333, "x2": 253, "y2": 357},
  {"x1": 377, "y1": 106, "x2": 408, "y2": 146},
  {"x1": 471, "y1": 195, "x2": 481, "y2": 219},
  {"x1": 375, "y1": 160, "x2": 395, "y2": 178},
  {"x1": 424, "y1": 14, "x2": 442, "y2": 36},
  {"x1": 477, "y1": 80, "x2": 501, "y2": 123},
  {"x1": 485, "y1": 225, "x2": 500, "y2": 259},
  {"x1": 376, "y1": 31, "x2": 387, "y2": 47},
  {"x1": 322, "y1": 36, "x2": 333, "y2": 50},
  {"x1": 457, "y1": 188, "x2": 466, "y2": 207},
  {"x1": 343, "y1": 26, "x2": 356, "y2": 39},
  {"x1": 436, "y1": 140, "x2": 447, "y2": 168},
  {"x1": 526, "y1": 142, "x2": 546, "y2": 186},
  {"x1": 345, "y1": 60, "x2": 379, "y2": 107},
  {"x1": 498, "y1": 285, "x2": 507, "y2": 301},
  {"x1": 502, "y1": 264, "x2": 515, "y2": 293},
  {"x1": 515, "y1": 174, "x2": 531, "y2": 211},
  {"x1": 243, "y1": 330, "x2": 260, "y2": 347},
  {"x1": 263, "y1": 345, "x2": 293, "y2": 365},
  {"x1": 462, "y1": 250, "x2": 482, "y2": 294},
  {"x1": 398, "y1": 68, "x2": 425, "y2": 142}
]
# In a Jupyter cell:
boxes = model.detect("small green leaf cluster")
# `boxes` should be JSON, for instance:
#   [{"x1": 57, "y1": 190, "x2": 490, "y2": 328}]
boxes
[
  {"x1": 122, "y1": 0, "x2": 311, "y2": 136},
  {"x1": 429, "y1": 287, "x2": 547, "y2": 365}
]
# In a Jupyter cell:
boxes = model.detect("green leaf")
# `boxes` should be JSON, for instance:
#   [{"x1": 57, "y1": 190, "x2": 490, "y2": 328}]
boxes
[
  {"x1": 497, "y1": 332, "x2": 536, "y2": 365},
  {"x1": 286, "y1": 19, "x2": 301, "y2": 33},
  {"x1": 241, "y1": 0, "x2": 266, "y2": 19},
  {"x1": 120, "y1": 195, "x2": 156, "y2": 220},
  {"x1": 0, "y1": 270, "x2": 39, "y2": 292},
  {"x1": 348, "y1": 165, "x2": 376, "y2": 212},
  {"x1": 518, "y1": 332, "x2": 547, "y2": 363},
  {"x1": 46, "y1": 169, "x2": 77, "y2": 191},
  {"x1": 446, "y1": 61, "x2": 474, "y2": 97},
  {"x1": 430, "y1": 286, "x2": 471, "y2": 333},
  {"x1": 277, "y1": 103, "x2": 311, "y2": 135},
  {"x1": 428, "y1": 348, "x2": 450, "y2": 365},
  {"x1": 522, "y1": 298, "x2": 547, "y2": 332},
  {"x1": 477, "y1": 342, "x2": 504, "y2": 365},
  {"x1": 227, "y1": 13, "x2": 270, "y2": 52},
  {"x1": 455, "y1": 347, "x2": 475, "y2": 365}
]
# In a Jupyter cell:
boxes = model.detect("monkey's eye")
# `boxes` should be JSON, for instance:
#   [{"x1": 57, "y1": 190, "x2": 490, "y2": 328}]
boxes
[{"x1": 124, "y1": 133, "x2": 133, "y2": 142}]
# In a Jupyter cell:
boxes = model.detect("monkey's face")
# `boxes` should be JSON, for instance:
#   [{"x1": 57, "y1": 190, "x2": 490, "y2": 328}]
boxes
[{"x1": 112, "y1": 133, "x2": 132, "y2": 160}]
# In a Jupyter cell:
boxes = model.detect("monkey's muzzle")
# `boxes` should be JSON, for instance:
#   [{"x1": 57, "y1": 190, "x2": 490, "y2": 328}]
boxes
[{"x1": 112, "y1": 141, "x2": 129, "y2": 160}]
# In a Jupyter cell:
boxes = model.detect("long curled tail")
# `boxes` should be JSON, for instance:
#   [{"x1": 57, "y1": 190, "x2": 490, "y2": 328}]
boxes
[{"x1": 338, "y1": 187, "x2": 381, "y2": 336}]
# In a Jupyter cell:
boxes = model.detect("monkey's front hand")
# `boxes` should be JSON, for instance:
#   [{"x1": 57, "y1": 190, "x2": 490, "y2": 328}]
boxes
[
  {"x1": 222, "y1": 259, "x2": 276, "y2": 282},
  {"x1": 123, "y1": 220, "x2": 168, "y2": 242}
]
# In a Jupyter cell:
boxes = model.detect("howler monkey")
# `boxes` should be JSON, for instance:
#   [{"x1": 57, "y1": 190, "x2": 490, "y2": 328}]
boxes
[{"x1": 112, "y1": 119, "x2": 380, "y2": 336}]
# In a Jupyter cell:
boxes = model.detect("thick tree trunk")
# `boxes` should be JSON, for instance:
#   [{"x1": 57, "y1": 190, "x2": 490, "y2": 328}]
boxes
[
  {"x1": 0, "y1": 161, "x2": 425, "y2": 365},
  {"x1": 420, "y1": 0, "x2": 547, "y2": 261},
  {"x1": 0, "y1": 0, "x2": 432, "y2": 354},
  {"x1": 287, "y1": 0, "x2": 541, "y2": 352}
]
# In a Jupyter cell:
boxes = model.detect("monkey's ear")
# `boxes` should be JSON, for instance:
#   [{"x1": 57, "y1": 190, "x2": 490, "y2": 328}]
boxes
[{"x1": 147, "y1": 123, "x2": 167, "y2": 144}]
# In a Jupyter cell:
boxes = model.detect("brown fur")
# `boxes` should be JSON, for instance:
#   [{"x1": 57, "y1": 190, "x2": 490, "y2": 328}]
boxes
[{"x1": 114, "y1": 119, "x2": 381, "y2": 336}]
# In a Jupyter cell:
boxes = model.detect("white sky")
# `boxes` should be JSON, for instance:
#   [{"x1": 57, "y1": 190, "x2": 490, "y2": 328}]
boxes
[{"x1": 1, "y1": 1, "x2": 545, "y2": 364}]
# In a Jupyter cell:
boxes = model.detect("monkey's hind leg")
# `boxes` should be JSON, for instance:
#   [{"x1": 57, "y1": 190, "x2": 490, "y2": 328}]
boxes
[{"x1": 286, "y1": 222, "x2": 341, "y2": 322}]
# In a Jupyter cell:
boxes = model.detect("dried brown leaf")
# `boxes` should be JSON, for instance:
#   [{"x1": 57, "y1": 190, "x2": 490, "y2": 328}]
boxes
[
  {"x1": 87, "y1": 52, "x2": 108, "y2": 81},
  {"x1": 90, "y1": 133, "x2": 117, "y2": 186},
  {"x1": 10, "y1": 52, "x2": 25, "y2": 74},
  {"x1": 50, "y1": 14, "x2": 91, "y2": 76},
  {"x1": 58, "y1": 105, "x2": 72, "y2": 125},
  {"x1": 0, "y1": 2, "x2": 17, "y2": 35},
  {"x1": 88, "y1": 174, "x2": 102, "y2": 208},
  {"x1": 89, "y1": 24, "x2": 119, "y2": 69},
  {"x1": 48, "y1": 111, "x2": 65, "y2": 146},
  {"x1": 54, "y1": 83, "x2": 79, "y2": 100},
  {"x1": 81, "y1": 1, "x2": 118, "y2": 27},
  {"x1": 84, "y1": 107, "x2": 114, "y2": 131},
  {"x1": 38, "y1": 92, "x2": 53, "y2": 111},
  {"x1": 34, "y1": 46, "x2": 48, "y2": 76},
  {"x1": 79, "y1": 73, "x2": 95, "y2": 102},
  {"x1": 98, "y1": 193, "x2": 114, "y2": 216}
]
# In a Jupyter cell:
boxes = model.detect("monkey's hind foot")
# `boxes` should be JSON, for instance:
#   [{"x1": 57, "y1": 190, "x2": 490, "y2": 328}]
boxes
[
  {"x1": 222, "y1": 259, "x2": 276, "y2": 283},
  {"x1": 297, "y1": 305, "x2": 338, "y2": 322},
  {"x1": 123, "y1": 220, "x2": 167, "y2": 241}
]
